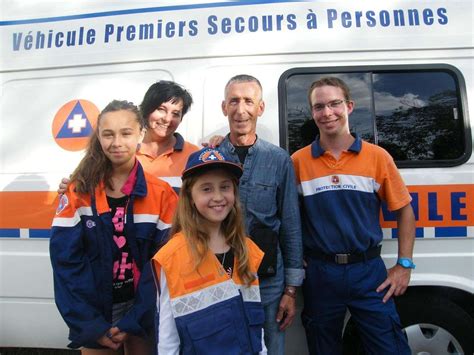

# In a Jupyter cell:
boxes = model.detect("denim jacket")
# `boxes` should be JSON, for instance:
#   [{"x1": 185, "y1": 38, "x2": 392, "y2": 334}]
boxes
[{"x1": 219, "y1": 135, "x2": 304, "y2": 305}]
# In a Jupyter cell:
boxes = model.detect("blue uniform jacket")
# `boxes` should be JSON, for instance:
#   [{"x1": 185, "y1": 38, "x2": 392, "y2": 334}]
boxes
[{"x1": 50, "y1": 163, "x2": 178, "y2": 348}]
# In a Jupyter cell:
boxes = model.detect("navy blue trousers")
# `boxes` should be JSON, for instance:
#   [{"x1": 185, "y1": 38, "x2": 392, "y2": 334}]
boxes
[{"x1": 302, "y1": 256, "x2": 410, "y2": 355}]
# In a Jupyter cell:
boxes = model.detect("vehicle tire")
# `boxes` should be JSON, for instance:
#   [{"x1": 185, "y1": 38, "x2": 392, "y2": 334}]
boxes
[{"x1": 397, "y1": 295, "x2": 474, "y2": 355}]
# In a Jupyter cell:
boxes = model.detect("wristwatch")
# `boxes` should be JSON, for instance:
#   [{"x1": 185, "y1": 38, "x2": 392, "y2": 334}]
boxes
[
  {"x1": 283, "y1": 286, "x2": 297, "y2": 299},
  {"x1": 397, "y1": 257, "x2": 416, "y2": 269}
]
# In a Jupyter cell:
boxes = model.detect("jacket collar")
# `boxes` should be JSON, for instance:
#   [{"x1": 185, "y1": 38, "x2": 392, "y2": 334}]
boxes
[
  {"x1": 94, "y1": 160, "x2": 148, "y2": 214},
  {"x1": 311, "y1": 133, "x2": 362, "y2": 158},
  {"x1": 173, "y1": 132, "x2": 185, "y2": 151},
  {"x1": 222, "y1": 133, "x2": 260, "y2": 152}
]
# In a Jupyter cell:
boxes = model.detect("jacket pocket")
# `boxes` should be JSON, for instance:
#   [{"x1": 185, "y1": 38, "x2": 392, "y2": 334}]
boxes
[
  {"x1": 249, "y1": 182, "x2": 277, "y2": 215},
  {"x1": 244, "y1": 303, "x2": 265, "y2": 353},
  {"x1": 186, "y1": 309, "x2": 241, "y2": 355}
]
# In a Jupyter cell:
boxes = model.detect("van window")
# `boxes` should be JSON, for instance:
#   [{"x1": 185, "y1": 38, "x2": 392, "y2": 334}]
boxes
[{"x1": 280, "y1": 68, "x2": 470, "y2": 167}]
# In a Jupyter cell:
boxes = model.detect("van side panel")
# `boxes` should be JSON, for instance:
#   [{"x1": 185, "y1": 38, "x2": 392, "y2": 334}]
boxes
[{"x1": 0, "y1": 0, "x2": 472, "y2": 350}]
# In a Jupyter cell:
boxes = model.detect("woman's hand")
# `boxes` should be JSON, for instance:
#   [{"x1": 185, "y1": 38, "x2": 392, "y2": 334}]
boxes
[{"x1": 57, "y1": 177, "x2": 70, "y2": 194}]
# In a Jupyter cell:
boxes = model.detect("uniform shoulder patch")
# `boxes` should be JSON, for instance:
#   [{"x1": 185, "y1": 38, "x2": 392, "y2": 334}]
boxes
[{"x1": 56, "y1": 194, "x2": 69, "y2": 215}]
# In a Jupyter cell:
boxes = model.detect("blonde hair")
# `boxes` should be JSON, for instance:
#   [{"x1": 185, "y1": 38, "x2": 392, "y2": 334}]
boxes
[{"x1": 170, "y1": 170, "x2": 255, "y2": 286}]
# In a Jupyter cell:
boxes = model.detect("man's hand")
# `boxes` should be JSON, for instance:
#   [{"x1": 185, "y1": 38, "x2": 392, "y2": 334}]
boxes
[
  {"x1": 201, "y1": 135, "x2": 225, "y2": 148},
  {"x1": 57, "y1": 177, "x2": 70, "y2": 194},
  {"x1": 276, "y1": 294, "x2": 296, "y2": 331},
  {"x1": 376, "y1": 264, "x2": 411, "y2": 303}
]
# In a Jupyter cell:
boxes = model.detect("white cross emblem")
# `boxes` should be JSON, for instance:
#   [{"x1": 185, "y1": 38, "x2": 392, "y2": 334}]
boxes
[
  {"x1": 68, "y1": 114, "x2": 87, "y2": 134},
  {"x1": 208, "y1": 153, "x2": 217, "y2": 161}
]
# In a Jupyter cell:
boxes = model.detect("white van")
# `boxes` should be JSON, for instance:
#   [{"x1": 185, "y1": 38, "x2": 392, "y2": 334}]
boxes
[{"x1": 1, "y1": 1, "x2": 473, "y2": 353}]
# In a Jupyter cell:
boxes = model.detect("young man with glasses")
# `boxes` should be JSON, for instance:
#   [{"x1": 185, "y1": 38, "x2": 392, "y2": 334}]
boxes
[{"x1": 291, "y1": 77, "x2": 415, "y2": 354}]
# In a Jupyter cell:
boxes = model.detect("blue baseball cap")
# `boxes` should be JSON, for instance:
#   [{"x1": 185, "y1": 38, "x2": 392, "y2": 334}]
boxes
[{"x1": 182, "y1": 147, "x2": 243, "y2": 179}]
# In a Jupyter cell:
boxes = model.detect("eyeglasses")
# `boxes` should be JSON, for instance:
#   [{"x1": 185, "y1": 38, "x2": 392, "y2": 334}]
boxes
[{"x1": 312, "y1": 99, "x2": 348, "y2": 112}]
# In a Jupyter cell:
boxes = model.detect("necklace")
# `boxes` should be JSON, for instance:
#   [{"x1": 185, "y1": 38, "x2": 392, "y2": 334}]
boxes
[
  {"x1": 218, "y1": 252, "x2": 226, "y2": 266},
  {"x1": 216, "y1": 252, "x2": 227, "y2": 276}
]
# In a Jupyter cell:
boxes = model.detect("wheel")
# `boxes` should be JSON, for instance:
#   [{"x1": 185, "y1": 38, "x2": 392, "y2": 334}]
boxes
[{"x1": 397, "y1": 295, "x2": 474, "y2": 355}]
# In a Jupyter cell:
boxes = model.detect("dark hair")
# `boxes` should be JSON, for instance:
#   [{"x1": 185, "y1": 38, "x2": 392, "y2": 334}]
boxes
[
  {"x1": 307, "y1": 76, "x2": 352, "y2": 107},
  {"x1": 139, "y1": 80, "x2": 193, "y2": 128},
  {"x1": 224, "y1": 74, "x2": 263, "y2": 99},
  {"x1": 70, "y1": 100, "x2": 143, "y2": 194}
]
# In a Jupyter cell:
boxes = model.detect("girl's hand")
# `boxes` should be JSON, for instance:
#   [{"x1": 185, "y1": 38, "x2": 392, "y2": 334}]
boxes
[
  {"x1": 97, "y1": 329, "x2": 122, "y2": 350},
  {"x1": 108, "y1": 326, "x2": 129, "y2": 343}
]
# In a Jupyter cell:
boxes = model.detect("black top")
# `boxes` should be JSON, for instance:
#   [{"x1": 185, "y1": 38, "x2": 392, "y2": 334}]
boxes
[
  {"x1": 216, "y1": 248, "x2": 234, "y2": 278},
  {"x1": 107, "y1": 195, "x2": 134, "y2": 303},
  {"x1": 234, "y1": 145, "x2": 252, "y2": 164}
]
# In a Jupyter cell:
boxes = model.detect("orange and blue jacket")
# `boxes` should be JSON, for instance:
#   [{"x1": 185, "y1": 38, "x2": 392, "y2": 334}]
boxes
[
  {"x1": 50, "y1": 162, "x2": 178, "y2": 349},
  {"x1": 153, "y1": 232, "x2": 266, "y2": 354}
]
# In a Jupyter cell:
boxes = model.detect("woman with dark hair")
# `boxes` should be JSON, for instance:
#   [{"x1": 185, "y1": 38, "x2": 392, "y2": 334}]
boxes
[{"x1": 138, "y1": 80, "x2": 199, "y2": 192}]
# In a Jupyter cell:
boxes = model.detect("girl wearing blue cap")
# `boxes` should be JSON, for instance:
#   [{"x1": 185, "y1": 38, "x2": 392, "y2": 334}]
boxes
[{"x1": 152, "y1": 147, "x2": 267, "y2": 354}]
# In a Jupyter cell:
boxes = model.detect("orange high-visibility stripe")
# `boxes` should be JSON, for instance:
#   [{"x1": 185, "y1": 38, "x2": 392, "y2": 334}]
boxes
[{"x1": 0, "y1": 191, "x2": 59, "y2": 229}]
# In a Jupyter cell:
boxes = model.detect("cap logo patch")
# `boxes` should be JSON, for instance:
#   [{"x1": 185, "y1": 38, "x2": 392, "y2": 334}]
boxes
[
  {"x1": 182, "y1": 146, "x2": 242, "y2": 180},
  {"x1": 199, "y1": 149, "x2": 225, "y2": 163}
]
